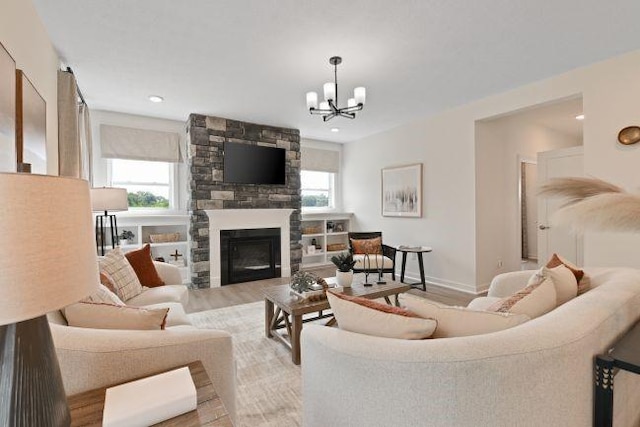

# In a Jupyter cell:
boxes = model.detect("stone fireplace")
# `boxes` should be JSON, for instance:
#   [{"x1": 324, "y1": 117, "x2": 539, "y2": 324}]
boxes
[{"x1": 187, "y1": 114, "x2": 302, "y2": 288}]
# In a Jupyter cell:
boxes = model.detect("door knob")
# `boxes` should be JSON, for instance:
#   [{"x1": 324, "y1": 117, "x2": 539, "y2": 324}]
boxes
[{"x1": 539, "y1": 224, "x2": 550, "y2": 230}]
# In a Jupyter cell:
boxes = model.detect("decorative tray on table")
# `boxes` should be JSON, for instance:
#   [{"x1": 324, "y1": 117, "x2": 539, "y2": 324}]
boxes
[{"x1": 289, "y1": 272, "x2": 338, "y2": 302}]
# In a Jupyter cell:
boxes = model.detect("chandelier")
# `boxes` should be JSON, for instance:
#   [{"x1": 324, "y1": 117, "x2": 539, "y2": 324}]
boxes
[{"x1": 305, "y1": 56, "x2": 366, "y2": 121}]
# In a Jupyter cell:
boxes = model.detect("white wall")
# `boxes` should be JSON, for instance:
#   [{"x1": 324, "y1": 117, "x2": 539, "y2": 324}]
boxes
[
  {"x1": 0, "y1": 0, "x2": 60, "y2": 174},
  {"x1": 90, "y1": 110, "x2": 188, "y2": 211},
  {"x1": 475, "y1": 117, "x2": 580, "y2": 289},
  {"x1": 300, "y1": 138, "x2": 344, "y2": 212},
  {"x1": 344, "y1": 49, "x2": 640, "y2": 293}
]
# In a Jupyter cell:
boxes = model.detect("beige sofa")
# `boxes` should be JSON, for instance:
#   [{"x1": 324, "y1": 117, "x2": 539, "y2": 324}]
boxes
[
  {"x1": 302, "y1": 268, "x2": 640, "y2": 427},
  {"x1": 48, "y1": 262, "x2": 237, "y2": 423}
]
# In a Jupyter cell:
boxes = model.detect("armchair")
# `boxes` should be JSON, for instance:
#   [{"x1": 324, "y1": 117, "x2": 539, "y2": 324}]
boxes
[{"x1": 348, "y1": 232, "x2": 397, "y2": 281}]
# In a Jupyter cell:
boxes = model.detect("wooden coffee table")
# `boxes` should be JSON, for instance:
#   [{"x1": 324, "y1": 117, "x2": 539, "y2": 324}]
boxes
[{"x1": 264, "y1": 277, "x2": 410, "y2": 365}]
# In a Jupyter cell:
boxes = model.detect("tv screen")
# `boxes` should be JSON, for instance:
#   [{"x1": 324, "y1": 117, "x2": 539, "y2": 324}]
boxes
[{"x1": 223, "y1": 142, "x2": 286, "y2": 185}]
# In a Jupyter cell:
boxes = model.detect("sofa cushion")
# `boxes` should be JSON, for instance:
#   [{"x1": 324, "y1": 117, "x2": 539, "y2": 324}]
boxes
[
  {"x1": 99, "y1": 247, "x2": 144, "y2": 301},
  {"x1": 400, "y1": 294, "x2": 530, "y2": 338},
  {"x1": 488, "y1": 276, "x2": 556, "y2": 319},
  {"x1": 125, "y1": 244, "x2": 165, "y2": 288},
  {"x1": 353, "y1": 254, "x2": 394, "y2": 269},
  {"x1": 64, "y1": 302, "x2": 169, "y2": 330},
  {"x1": 326, "y1": 291, "x2": 436, "y2": 339},
  {"x1": 125, "y1": 285, "x2": 188, "y2": 307},
  {"x1": 350, "y1": 237, "x2": 383, "y2": 255},
  {"x1": 143, "y1": 302, "x2": 191, "y2": 327}
]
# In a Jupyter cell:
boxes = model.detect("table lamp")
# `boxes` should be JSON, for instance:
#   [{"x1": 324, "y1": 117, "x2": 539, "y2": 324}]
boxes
[
  {"x1": 90, "y1": 187, "x2": 128, "y2": 255},
  {"x1": 0, "y1": 173, "x2": 99, "y2": 426}
]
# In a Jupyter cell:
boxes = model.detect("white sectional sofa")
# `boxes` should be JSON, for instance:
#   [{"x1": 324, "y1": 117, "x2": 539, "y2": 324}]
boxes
[
  {"x1": 301, "y1": 267, "x2": 640, "y2": 427},
  {"x1": 48, "y1": 262, "x2": 237, "y2": 423}
]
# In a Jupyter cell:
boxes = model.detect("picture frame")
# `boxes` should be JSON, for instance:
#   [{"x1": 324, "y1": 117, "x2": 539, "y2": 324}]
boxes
[
  {"x1": 16, "y1": 69, "x2": 47, "y2": 174},
  {"x1": 0, "y1": 42, "x2": 16, "y2": 172},
  {"x1": 381, "y1": 163, "x2": 423, "y2": 217}
]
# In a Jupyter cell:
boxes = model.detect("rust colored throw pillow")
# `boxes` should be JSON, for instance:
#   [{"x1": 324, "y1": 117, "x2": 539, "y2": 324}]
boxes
[
  {"x1": 125, "y1": 244, "x2": 165, "y2": 287},
  {"x1": 546, "y1": 253, "x2": 589, "y2": 294},
  {"x1": 350, "y1": 237, "x2": 383, "y2": 255}
]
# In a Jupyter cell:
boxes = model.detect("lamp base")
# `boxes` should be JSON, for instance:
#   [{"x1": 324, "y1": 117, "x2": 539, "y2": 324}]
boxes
[{"x1": 0, "y1": 316, "x2": 71, "y2": 427}]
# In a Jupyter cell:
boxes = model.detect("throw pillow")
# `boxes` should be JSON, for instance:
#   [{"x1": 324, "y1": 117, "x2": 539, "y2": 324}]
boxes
[
  {"x1": 546, "y1": 253, "x2": 589, "y2": 294},
  {"x1": 81, "y1": 284, "x2": 125, "y2": 306},
  {"x1": 99, "y1": 271, "x2": 118, "y2": 294},
  {"x1": 487, "y1": 276, "x2": 556, "y2": 319},
  {"x1": 125, "y1": 244, "x2": 165, "y2": 287},
  {"x1": 99, "y1": 247, "x2": 144, "y2": 301},
  {"x1": 350, "y1": 237, "x2": 383, "y2": 255},
  {"x1": 399, "y1": 294, "x2": 530, "y2": 338},
  {"x1": 530, "y1": 265, "x2": 577, "y2": 306},
  {"x1": 326, "y1": 291, "x2": 436, "y2": 339},
  {"x1": 64, "y1": 302, "x2": 169, "y2": 330}
]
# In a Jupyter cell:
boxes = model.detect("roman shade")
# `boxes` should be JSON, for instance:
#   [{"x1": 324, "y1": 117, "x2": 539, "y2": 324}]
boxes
[
  {"x1": 100, "y1": 124, "x2": 182, "y2": 162},
  {"x1": 301, "y1": 147, "x2": 339, "y2": 173}
]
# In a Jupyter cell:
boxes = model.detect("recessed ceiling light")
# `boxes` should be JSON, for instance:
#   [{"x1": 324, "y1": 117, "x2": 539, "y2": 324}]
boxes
[
  {"x1": 330, "y1": 128, "x2": 340, "y2": 132},
  {"x1": 148, "y1": 95, "x2": 164, "y2": 103},
  {"x1": 575, "y1": 114, "x2": 585, "y2": 120}
]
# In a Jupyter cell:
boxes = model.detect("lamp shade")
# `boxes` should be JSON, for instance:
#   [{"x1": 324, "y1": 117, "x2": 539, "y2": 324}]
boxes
[
  {"x1": 0, "y1": 173, "x2": 99, "y2": 325},
  {"x1": 91, "y1": 187, "x2": 128, "y2": 212}
]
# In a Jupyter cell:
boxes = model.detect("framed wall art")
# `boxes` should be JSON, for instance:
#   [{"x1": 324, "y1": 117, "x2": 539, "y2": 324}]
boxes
[
  {"x1": 0, "y1": 42, "x2": 16, "y2": 172},
  {"x1": 381, "y1": 163, "x2": 423, "y2": 217},
  {"x1": 16, "y1": 69, "x2": 47, "y2": 174}
]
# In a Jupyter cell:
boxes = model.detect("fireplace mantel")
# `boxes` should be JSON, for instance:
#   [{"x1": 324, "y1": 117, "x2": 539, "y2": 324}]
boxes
[{"x1": 205, "y1": 209, "x2": 294, "y2": 287}]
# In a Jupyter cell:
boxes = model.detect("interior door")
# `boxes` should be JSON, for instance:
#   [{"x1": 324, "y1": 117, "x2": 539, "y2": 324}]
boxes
[{"x1": 537, "y1": 146, "x2": 584, "y2": 266}]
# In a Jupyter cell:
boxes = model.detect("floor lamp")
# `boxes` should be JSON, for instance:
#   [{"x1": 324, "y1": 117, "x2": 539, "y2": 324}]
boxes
[
  {"x1": 90, "y1": 187, "x2": 128, "y2": 255},
  {"x1": 0, "y1": 173, "x2": 99, "y2": 426}
]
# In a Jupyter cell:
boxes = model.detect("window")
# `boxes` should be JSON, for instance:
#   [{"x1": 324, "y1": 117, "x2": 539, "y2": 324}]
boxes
[
  {"x1": 301, "y1": 170, "x2": 335, "y2": 209},
  {"x1": 110, "y1": 159, "x2": 174, "y2": 209}
]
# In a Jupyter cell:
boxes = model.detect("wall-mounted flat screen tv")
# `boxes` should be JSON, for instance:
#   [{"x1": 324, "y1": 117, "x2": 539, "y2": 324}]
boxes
[{"x1": 223, "y1": 142, "x2": 286, "y2": 185}]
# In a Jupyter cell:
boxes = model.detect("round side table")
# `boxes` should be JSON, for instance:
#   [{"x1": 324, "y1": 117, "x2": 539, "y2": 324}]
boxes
[{"x1": 397, "y1": 246, "x2": 433, "y2": 291}]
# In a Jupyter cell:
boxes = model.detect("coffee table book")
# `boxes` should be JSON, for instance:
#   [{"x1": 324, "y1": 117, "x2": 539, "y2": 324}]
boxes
[
  {"x1": 68, "y1": 361, "x2": 233, "y2": 427},
  {"x1": 102, "y1": 366, "x2": 196, "y2": 427}
]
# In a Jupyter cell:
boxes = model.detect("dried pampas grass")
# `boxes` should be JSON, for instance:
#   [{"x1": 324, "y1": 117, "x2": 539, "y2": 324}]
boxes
[
  {"x1": 552, "y1": 193, "x2": 640, "y2": 232},
  {"x1": 539, "y1": 177, "x2": 640, "y2": 232},
  {"x1": 538, "y1": 177, "x2": 623, "y2": 206}
]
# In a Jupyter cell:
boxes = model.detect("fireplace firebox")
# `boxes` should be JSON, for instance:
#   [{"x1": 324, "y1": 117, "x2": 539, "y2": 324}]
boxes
[{"x1": 220, "y1": 228, "x2": 281, "y2": 285}]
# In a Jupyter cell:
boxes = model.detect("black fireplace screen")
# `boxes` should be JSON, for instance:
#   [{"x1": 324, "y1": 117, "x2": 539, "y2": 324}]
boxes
[{"x1": 220, "y1": 228, "x2": 281, "y2": 285}]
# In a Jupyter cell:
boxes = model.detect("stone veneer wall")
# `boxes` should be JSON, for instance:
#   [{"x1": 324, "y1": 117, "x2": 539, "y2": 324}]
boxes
[{"x1": 187, "y1": 114, "x2": 302, "y2": 288}]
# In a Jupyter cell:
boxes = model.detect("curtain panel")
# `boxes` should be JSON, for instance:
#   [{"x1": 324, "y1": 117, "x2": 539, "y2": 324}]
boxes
[
  {"x1": 100, "y1": 124, "x2": 182, "y2": 163},
  {"x1": 57, "y1": 70, "x2": 80, "y2": 177}
]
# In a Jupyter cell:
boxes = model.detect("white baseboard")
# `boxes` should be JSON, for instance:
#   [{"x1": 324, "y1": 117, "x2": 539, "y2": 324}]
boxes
[{"x1": 400, "y1": 271, "x2": 487, "y2": 295}]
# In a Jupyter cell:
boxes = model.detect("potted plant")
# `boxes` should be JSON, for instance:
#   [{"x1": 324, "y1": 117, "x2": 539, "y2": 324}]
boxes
[
  {"x1": 331, "y1": 252, "x2": 356, "y2": 287},
  {"x1": 118, "y1": 230, "x2": 135, "y2": 246}
]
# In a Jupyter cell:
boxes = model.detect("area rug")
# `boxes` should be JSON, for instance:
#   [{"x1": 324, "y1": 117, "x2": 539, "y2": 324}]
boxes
[{"x1": 189, "y1": 302, "x2": 302, "y2": 427}]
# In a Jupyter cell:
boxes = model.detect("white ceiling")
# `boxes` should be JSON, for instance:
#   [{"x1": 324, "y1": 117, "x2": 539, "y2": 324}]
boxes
[
  {"x1": 32, "y1": 0, "x2": 640, "y2": 143},
  {"x1": 488, "y1": 96, "x2": 584, "y2": 139}
]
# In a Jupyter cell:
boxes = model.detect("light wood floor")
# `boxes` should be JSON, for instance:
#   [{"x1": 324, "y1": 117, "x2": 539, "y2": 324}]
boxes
[{"x1": 185, "y1": 266, "x2": 476, "y2": 313}]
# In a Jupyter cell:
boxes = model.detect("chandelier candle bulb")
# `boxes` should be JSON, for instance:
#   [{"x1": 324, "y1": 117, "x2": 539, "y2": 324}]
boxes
[
  {"x1": 323, "y1": 82, "x2": 335, "y2": 102},
  {"x1": 306, "y1": 92, "x2": 318, "y2": 109},
  {"x1": 347, "y1": 98, "x2": 357, "y2": 108},
  {"x1": 354, "y1": 87, "x2": 366, "y2": 105}
]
